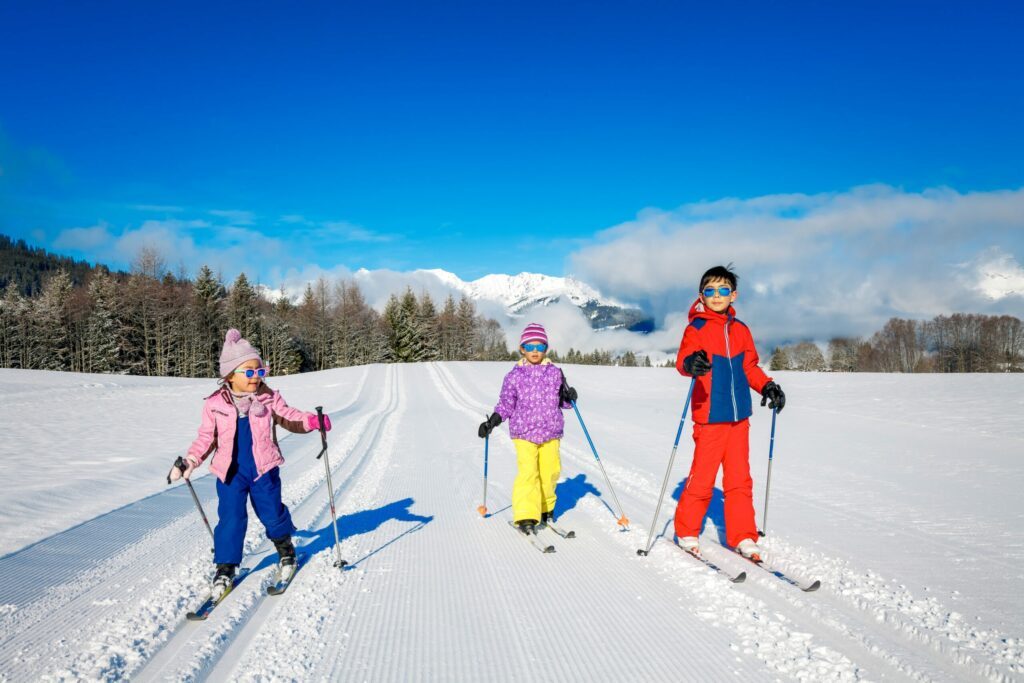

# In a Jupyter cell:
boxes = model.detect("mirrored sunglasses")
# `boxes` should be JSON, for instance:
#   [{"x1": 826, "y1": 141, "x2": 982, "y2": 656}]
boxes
[
  {"x1": 522, "y1": 343, "x2": 548, "y2": 352},
  {"x1": 702, "y1": 286, "x2": 733, "y2": 298},
  {"x1": 233, "y1": 367, "x2": 269, "y2": 378}
]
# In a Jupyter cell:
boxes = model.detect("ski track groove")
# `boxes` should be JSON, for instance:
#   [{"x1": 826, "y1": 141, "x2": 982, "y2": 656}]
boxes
[
  {"x1": 135, "y1": 365, "x2": 400, "y2": 682},
  {"x1": 439, "y1": 362, "x2": 1024, "y2": 682},
  {"x1": 0, "y1": 366, "x2": 378, "y2": 682}
]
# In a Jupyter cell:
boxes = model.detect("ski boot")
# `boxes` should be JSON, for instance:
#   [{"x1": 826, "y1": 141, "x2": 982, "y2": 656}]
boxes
[
  {"x1": 515, "y1": 519, "x2": 539, "y2": 536},
  {"x1": 272, "y1": 535, "x2": 297, "y2": 582},
  {"x1": 540, "y1": 511, "x2": 554, "y2": 525},
  {"x1": 736, "y1": 538, "x2": 763, "y2": 562},
  {"x1": 212, "y1": 563, "x2": 237, "y2": 598},
  {"x1": 675, "y1": 536, "x2": 700, "y2": 555}
]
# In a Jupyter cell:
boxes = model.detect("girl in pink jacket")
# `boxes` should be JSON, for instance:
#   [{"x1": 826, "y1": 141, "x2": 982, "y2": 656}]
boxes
[{"x1": 168, "y1": 329, "x2": 332, "y2": 595}]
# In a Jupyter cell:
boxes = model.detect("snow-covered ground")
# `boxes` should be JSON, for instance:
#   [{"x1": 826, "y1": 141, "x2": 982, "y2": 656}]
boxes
[{"x1": 0, "y1": 364, "x2": 1022, "y2": 681}]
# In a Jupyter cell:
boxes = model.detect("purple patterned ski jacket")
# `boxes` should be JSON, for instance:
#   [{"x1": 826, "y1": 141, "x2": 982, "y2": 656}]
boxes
[{"x1": 493, "y1": 359, "x2": 571, "y2": 444}]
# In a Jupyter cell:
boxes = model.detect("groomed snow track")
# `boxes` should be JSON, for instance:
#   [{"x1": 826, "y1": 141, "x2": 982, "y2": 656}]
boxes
[{"x1": 0, "y1": 363, "x2": 1021, "y2": 682}]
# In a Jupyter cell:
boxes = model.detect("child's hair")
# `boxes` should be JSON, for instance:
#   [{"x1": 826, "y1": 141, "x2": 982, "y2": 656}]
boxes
[{"x1": 699, "y1": 264, "x2": 739, "y2": 292}]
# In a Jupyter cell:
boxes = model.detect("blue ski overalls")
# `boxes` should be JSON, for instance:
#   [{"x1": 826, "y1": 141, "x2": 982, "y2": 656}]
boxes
[{"x1": 213, "y1": 416, "x2": 295, "y2": 565}]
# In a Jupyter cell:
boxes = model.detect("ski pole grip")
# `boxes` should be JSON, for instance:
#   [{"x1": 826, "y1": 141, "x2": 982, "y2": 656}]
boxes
[
  {"x1": 315, "y1": 406, "x2": 328, "y2": 455},
  {"x1": 168, "y1": 456, "x2": 186, "y2": 485}
]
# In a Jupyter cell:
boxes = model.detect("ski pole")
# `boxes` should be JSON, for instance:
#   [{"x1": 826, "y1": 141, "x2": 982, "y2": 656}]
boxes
[
  {"x1": 315, "y1": 407, "x2": 347, "y2": 568},
  {"x1": 562, "y1": 377, "x2": 629, "y2": 528},
  {"x1": 758, "y1": 407, "x2": 778, "y2": 538},
  {"x1": 167, "y1": 456, "x2": 215, "y2": 553},
  {"x1": 637, "y1": 377, "x2": 696, "y2": 556},
  {"x1": 477, "y1": 427, "x2": 490, "y2": 517}
]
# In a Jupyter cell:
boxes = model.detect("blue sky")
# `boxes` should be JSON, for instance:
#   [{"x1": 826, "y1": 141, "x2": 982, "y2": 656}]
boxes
[{"x1": 1, "y1": 1, "x2": 1023, "y2": 299}]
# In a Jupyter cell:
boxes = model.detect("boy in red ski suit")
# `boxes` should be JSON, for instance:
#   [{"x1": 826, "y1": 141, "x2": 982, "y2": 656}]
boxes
[{"x1": 673, "y1": 265, "x2": 785, "y2": 559}]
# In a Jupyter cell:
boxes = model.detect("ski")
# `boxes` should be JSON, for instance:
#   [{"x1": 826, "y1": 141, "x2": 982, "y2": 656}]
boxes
[
  {"x1": 540, "y1": 520, "x2": 576, "y2": 539},
  {"x1": 267, "y1": 553, "x2": 307, "y2": 596},
  {"x1": 508, "y1": 521, "x2": 555, "y2": 553},
  {"x1": 186, "y1": 569, "x2": 248, "y2": 621},
  {"x1": 675, "y1": 544, "x2": 746, "y2": 583},
  {"x1": 736, "y1": 553, "x2": 821, "y2": 592}
]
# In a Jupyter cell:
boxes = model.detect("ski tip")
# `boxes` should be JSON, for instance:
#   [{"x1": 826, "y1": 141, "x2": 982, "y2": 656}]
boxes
[
  {"x1": 543, "y1": 545, "x2": 555, "y2": 553},
  {"x1": 636, "y1": 549, "x2": 648, "y2": 556},
  {"x1": 732, "y1": 572, "x2": 747, "y2": 584},
  {"x1": 803, "y1": 580, "x2": 822, "y2": 592},
  {"x1": 566, "y1": 530, "x2": 577, "y2": 539},
  {"x1": 185, "y1": 612, "x2": 206, "y2": 621}
]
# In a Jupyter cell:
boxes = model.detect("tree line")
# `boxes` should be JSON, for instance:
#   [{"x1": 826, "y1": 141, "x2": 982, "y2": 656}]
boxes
[
  {"x1": 0, "y1": 248, "x2": 514, "y2": 377},
  {"x1": 769, "y1": 314, "x2": 1024, "y2": 373}
]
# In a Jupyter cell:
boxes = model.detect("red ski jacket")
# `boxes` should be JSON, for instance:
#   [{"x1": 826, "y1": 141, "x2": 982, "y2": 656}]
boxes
[{"x1": 675, "y1": 299, "x2": 772, "y2": 424}]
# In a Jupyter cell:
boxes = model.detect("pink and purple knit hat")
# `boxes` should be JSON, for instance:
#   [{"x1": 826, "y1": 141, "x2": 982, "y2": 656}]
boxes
[
  {"x1": 219, "y1": 328, "x2": 263, "y2": 378},
  {"x1": 519, "y1": 322, "x2": 548, "y2": 347}
]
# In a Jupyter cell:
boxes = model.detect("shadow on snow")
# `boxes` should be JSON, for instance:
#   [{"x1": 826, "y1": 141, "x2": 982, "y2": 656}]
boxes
[{"x1": 252, "y1": 497, "x2": 434, "y2": 572}]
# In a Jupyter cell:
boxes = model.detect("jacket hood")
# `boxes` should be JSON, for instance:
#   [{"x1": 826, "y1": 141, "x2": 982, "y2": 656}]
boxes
[{"x1": 687, "y1": 298, "x2": 736, "y2": 324}]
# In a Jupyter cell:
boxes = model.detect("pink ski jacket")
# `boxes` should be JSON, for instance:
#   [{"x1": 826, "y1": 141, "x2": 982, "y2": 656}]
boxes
[{"x1": 185, "y1": 384, "x2": 316, "y2": 483}]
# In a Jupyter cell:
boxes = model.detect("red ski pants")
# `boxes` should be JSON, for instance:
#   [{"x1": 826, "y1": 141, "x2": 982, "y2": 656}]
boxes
[{"x1": 673, "y1": 419, "x2": 758, "y2": 548}]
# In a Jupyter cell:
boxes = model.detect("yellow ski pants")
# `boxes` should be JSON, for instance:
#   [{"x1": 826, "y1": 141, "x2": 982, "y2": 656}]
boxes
[{"x1": 512, "y1": 438, "x2": 561, "y2": 523}]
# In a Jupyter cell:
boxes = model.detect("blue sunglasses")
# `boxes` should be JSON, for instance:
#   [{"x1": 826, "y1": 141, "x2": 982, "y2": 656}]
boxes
[
  {"x1": 702, "y1": 286, "x2": 733, "y2": 298},
  {"x1": 233, "y1": 367, "x2": 269, "y2": 378},
  {"x1": 522, "y1": 343, "x2": 548, "y2": 352}
]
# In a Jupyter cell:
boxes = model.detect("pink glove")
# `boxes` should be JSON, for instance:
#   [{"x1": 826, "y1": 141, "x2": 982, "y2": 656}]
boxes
[{"x1": 306, "y1": 413, "x2": 332, "y2": 432}]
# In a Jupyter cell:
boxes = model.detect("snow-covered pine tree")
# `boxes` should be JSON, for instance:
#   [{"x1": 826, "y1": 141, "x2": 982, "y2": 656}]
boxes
[
  {"x1": 33, "y1": 270, "x2": 74, "y2": 370},
  {"x1": 190, "y1": 265, "x2": 226, "y2": 377},
  {"x1": 264, "y1": 291, "x2": 303, "y2": 375},
  {"x1": 769, "y1": 346, "x2": 791, "y2": 371},
  {"x1": 85, "y1": 270, "x2": 121, "y2": 373},
  {"x1": 438, "y1": 294, "x2": 459, "y2": 361},
  {"x1": 416, "y1": 291, "x2": 441, "y2": 361},
  {"x1": 227, "y1": 272, "x2": 261, "y2": 348},
  {"x1": 455, "y1": 296, "x2": 477, "y2": 361},
  {"x1": 0, "y1": 282, "x2": 26, "y2": 368}
]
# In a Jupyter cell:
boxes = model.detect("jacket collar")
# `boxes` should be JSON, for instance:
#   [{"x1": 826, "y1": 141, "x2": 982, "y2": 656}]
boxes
[
  {"x1": 206, "y1": 382, "x2": 273, "y2": 401},
  {"x1": 516, "y1": 357, "x2": 554, "y2": 367},
  {"x1": 688, "y1": 298, "x2": 735, "y2": 325}
]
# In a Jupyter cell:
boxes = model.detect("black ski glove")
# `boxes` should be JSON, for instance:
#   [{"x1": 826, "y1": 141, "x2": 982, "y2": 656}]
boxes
[
  {"x1": 682, "y1": 350, "x2": 712, "y2": 376},
  {"x1": 478, "y1": 412, "x2": 502, "y2": 438},
  {"x1": 560, "y1": 384, "x2": 578, "y2": 404},
  {"x1": 760, "y1": 381, "x2": 786, "y2": 413}
]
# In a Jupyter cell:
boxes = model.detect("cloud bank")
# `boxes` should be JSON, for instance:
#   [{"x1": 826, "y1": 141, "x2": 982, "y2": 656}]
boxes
[
  {"x1": 569, "y1": 184, "x2": 1024, "y2": 347},
  {"x1": 43, "y1": 184, "x2": 1024, "y2": 358}
]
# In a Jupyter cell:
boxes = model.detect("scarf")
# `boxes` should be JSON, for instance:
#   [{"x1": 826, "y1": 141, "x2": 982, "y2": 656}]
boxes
[{"x1": 229, "y1": 389, "x2": 269, "y2": 418}]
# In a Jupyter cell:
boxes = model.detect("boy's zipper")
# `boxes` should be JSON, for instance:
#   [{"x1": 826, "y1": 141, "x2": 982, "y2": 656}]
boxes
[{"x1": 723, "y1": 317, "x2": 739, "y2": 421}]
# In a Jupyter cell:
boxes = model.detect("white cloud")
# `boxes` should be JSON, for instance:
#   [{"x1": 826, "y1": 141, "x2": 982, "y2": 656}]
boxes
[
  {"x1": 569, "y1": 185, "x2": 1024, "y2": 346},
  {"x1": 209, "y1": 209, "x2": 256, "y2": 225},
  {"x1": 53, "y1": 223, "x2": 112, "y2": 251},
  {"x1": 969, "y1": 249, "x2": 1024, "y2": 300},
  {"x1": 53, "y1": 218, "x2": 290, "y2": 282},
  {"x1": 321, "y1": 220, "x2": 393, "y2": 243}
]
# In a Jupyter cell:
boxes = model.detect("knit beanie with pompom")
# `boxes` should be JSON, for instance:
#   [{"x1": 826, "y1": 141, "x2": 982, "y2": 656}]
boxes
[{"x1": 218, "y1": 328, "x2": 263, "y2": 378}]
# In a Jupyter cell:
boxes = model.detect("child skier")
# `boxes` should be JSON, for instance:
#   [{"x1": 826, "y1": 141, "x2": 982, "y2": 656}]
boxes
[
  {"x1": 168, "y1": 328, "x2": 332, "y2": 595},
  {"x1": 478, "y1": 323, "x2": 577, "y2": 536},
  {"x1": 673, "y1": 265, "x2": 785, "y2": 560}
]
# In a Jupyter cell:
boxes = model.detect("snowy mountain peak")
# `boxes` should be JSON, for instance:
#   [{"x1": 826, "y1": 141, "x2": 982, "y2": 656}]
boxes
[{"x1": 415, "y1": 269, "x2": 625, "y2": 313}]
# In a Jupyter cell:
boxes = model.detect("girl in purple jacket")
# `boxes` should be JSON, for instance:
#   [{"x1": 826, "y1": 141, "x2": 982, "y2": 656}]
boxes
[
  {"x1": 478, "y1": 323, "x2": 577, "y2": 536},
  {"x1": 168, "y1": 329, "x2": 331, "y2": 595}
]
